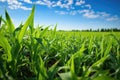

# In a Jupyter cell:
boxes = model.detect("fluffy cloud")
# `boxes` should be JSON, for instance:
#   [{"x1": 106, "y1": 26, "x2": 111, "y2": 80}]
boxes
[
  {"x1": 0, "y1": 0, "x2": 6, "y2": 2},
  {"x1": 52, "y1": 0, "x2": 73, "y2": 9},
  {"x1": 106, "y1": 15, "x2": 119, "y2": 21},
  {"x1": 36, "y1": 0, "x2": 74, "y2": 9},
  {"x1": 0, "y1": 0, "x2": 32, "y2": 10},
  {"x1": 0, "y1": 0, "x2": 119, "y2": 21},
  {"x1": 7, "y1": 0, "x2": 22, "y2": 5},
  {"x1": 55, "y1": 11, "x2": 68, "y2": 15},
  {"x1": 83, "y1": 4, "x2": 91, "y2": 9},
  {"x1": 36, "y1": 0, "x2": 55, "y2": 7},
  {"x1": 36, "y1": 1, "x2": 46, "y2": 5},
  {"x1": 78, "y1": 9, "x2": 99, "y2": 18},
  {"x1": 98, "y1": 12, "x2": 110, "y2": 17},
  {"x1": 67, "y1": 0, "x2": 73, "y2": 5},
  {"x1": 23, "y1": 0, "x2": 32, "y2": 4},
  {"x1": 8, "y1": 4, "x2": 31, "y2": 10},
  {"x1": 75, "y1": 0, "x2": 85, "y2": 6}
]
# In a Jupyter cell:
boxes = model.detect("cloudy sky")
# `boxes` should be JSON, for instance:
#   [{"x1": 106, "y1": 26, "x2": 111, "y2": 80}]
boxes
[{"x1": 0, "y1": 0, "x2": 120, "y2": 30}]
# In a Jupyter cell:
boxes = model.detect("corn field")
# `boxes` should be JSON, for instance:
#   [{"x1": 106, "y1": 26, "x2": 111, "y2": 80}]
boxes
[{"x1": 0, "y1": 6, "x2": 120, "y2": 80}]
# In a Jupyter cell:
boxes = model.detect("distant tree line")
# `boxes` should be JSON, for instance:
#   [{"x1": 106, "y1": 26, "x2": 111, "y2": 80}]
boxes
[{"x1": 71, "y1": 28, "x2": 120, "y2": 32}]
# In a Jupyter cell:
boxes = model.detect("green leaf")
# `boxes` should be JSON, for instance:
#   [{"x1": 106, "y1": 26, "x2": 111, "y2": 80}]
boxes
[
  {"x1": 70, "y1": 56, "x2": 77, "y2": 80},
  {"x1": 58, "y1": 72, "x2": 72, "y2": 80},
  {"x1": 0, "y1": 35, "x2": 12, "y2": 62},
  {"x1": 37, "y1": 55, "x2": 48, "y2": 80},
  {"x1": 13, "y1": 23, "x2": 23, "y2": 38},
  {"x1": 85, "y1": 55, "x2": 109, "y2": 77},
  {"x1": 5, "y1": 10, "x2": 15, "y2": 33},
  {"x1": 0, "y1": 16, "x2": 2, "y2": 27},
  {"x1": 93, "y1": 75, "x2": 115, "y2": 80},
  {"x1": 39, "y1": 26, "x2": 49, "y2": 38},
  {"x1": 52, "y1": 24, "x2": 57, "y2": 38},
  {"x1": 29, "y1": 12, "x2": 34, "y2": 34},
  {"x1": 18, "y1": 5, "x2": 35, "y2": 43},
  {"x1": 48, "y1": 60, "x2": 60, "y2": 79},
  {"x1": 104, "y1": 39, "x2": 112, "y2": 56}
]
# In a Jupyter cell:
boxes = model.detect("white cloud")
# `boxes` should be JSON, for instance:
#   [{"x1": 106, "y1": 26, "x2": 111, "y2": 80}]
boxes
[
  {"x1": 79, "y1": 9, "x2": 99, "y2": 18},
  {"x1": 68, "y1": 0, "x2": 73, "y2": 5},
  {"x1": 8, "y1": 4, "x2": 31, "y2": 10},
  {"x1": 0, "y1": 0, "x2": 119, "y2": 21},
  {"x1": 0, "y1": 0, "x2": 6, "y2": 2},
  {"x1": 55, "y1": 9, "x2": 99, "y2": 18},
  {"x1": 36, "y1": 0, "x2": 55, "y2": 7},
  {"x1": 78, "y1": 9, "x2": 89, "y2": 13},
  {"x1": 0, "y1": 0, "x2": 32, "y2": 10},
  {"x1": 43, "y1": 0, "x2": 54, "y2": 7},
  {"x1": 98, "y1": 12, "x2": 110, "y2": 17},
  {"x1": 75, "y1": 0, "x2": 85, "y2": 6},
  {"x1": 83, "y1": 4, "x2": 91, "y2": 9},
  {"x1": 97, "y1": 12, "x2": 120, "y2": 21},
  {"x1": 83, "y1": 11, "x2": 99, "y2": 18},
  {"x1": 35, "y1": 0, "x2": 83, "y2": 10},
  {"x1": 7, "y1": 0, "x2": 22, "y2": 5},
  {"x1": 55, "y1": 11, "x2": 68, "y2": 15},
  {"x1": 23, "y1": 0, "x2": 32, "y2": 4},
  {"x1": 78, "y1": 10, "x2": 119, "y2": 20},
  {"x1": 20, "y1": 6, "x2": 31, "y2": 10},
  {"x1": 106, "y1": 15, "x2": 119, "y2": 21},
  {"x1": 52, "y1": 0, "x2": 71, "y2": 9},
  {"x1": 8, "y1": 4, "x2": 20, "y2": 9},
  {"x1": 36, "y1": 1, "x2": 46, "y2": 5}
]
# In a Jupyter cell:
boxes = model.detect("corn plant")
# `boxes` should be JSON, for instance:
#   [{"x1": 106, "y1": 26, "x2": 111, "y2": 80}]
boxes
[{"x1": 0, "y1": 5, "x2": 120, "y2": 80}]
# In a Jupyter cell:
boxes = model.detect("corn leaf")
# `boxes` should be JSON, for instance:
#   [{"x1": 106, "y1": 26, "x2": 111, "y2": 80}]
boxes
[
  {"x1": 5, "y1": 10, "x2": 15, "y2": 33},
  {"x1": 0, "y1": 35, "x2": 12, "y2": 62},
  {"x1": 18, "y1": 5, "x2": 35, "y2": 43},
  {"x1": 0, "y1": 16, "x2": 1, "y2": 27}
]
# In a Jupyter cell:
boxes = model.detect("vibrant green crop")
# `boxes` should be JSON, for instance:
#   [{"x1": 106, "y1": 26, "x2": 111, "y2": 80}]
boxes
[{"x1": 0, "y1": 5, "x2": 120, "y2": 80}]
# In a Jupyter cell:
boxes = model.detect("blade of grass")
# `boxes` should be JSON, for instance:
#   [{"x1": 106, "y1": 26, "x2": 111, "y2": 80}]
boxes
[
  {"x1": 39, "y1": 26, "x2": 49, "y2": 38},
  {"x1": 18, "y1": 5, "x2": 35, "y2": 43},
  {"x1": 48, "y1": 60, "x2": 60, "y2": 79},
  {"x1": 0, "y1": 16, "x2": 1, "y2": 27},
  {"x1": 0, "y1": 35, "x2": 12, "y2": 62},
  {"x1": 85, "y1": 55, "x2": 109, "y2": 77},
  {"x1": 5, "y1": 10, "x2": 15, "y2": 33}
]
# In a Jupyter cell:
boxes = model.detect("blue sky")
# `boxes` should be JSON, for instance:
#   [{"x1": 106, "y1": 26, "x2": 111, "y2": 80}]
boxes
[{"x1": 0, "y1": 0, "x2": 120, "y2": 30}]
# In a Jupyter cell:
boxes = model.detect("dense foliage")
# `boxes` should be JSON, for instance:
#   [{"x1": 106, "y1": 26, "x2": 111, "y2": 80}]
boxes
[{"x1": 0, "y1": 6, "x2": 120, "y2": 80}]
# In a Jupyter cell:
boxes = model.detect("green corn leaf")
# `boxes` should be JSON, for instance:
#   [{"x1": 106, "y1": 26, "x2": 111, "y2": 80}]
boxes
[
  {"x1": 70, "y1": 56, "x2": 75, "y2": 74},
  {"x1": 38, "y1": 55, "x2": 48, "y2": 80},
  {"x1": 48, "y1": 60, "x2": 60, "y2": 79},
  {"x1": 109, "y1": 33, "x2": 120, "y2": 45},
  {"x1": 52, "y1": 24, "x2": 57, "y2": 37},
  {"x1": 93, "y1": 75, "x2": 114, "y2": 80},
  {"x1": 70, "y1": 56, "x2": 77, "y2": 80},
  {"x1": 72, "y1": 40, "x2": 86, "y2": 58},
  {"x1": 0, "y1": 17, "x2": 7, "y2": 25},
  {"x1": 85, "y1": 55, "x2": 109, "y2": 77},
  {"x1": 0, "y1": 35, "x2": 12, "y2": 62},
  {"x1": 104, "y1": 39, "x2": 112, "y2": 56},
  {"x1": 18, "y1": 5, "x2": 35, "y2": 43},
  {"x1": 5, "y1": 10, "x2": 15, "y2": 33},
  {"x1": 58, "y1": 72, "x2": 72, "y2": 80},
  {"x1": 29, "y1": 12, "x2": 34, "y2": 34},
  {"x1": 13, "y1": 23, "x2": 23, "y2": 38},
  {"x1": 35, "y1": 38, "x2": 45, "y2": 48},
  {"x1": 39, "y1": 26, "x2": 49, "y2": 38},
  {"x1": 0, "y1": 16, "x2": 1, "y2": 27},
  {"x1": 100, "y1": 37, "x2": 104, "y2": 57}
]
